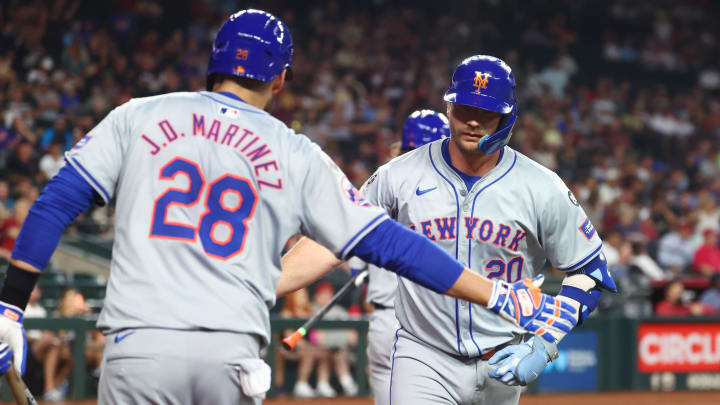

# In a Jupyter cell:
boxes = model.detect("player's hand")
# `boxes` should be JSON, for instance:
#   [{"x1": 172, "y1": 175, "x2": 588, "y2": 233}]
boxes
[
  {"x1": 488, "y1": 336, "x2": 557, "y2": 386},
  {"x1": 0, "y1": 301, "x2": 27, "y2": 375},
  {"x1": 486, "y1": 275, "x2": 577, "y2": 344}
]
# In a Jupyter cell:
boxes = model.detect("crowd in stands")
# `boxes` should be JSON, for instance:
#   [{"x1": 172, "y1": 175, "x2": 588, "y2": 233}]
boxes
[{"x1": 1, "y1": 0, "x2": 720, "y2": 399}]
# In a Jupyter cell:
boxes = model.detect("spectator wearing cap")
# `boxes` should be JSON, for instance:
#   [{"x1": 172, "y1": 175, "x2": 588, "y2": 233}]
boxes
[
  {"x1": 699, "y1": 274, "x2": 720, "y2": 311},
  {"x1": 693, "y1": 229, "x2": 720, "y2": 277},
  {"x1": 657, "y1": 219, "x2": 697, "y2": 275}
]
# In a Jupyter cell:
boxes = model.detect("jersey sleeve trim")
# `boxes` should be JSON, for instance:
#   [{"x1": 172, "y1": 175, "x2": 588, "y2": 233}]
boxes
[
  {"x1": 339, "y1": 213, "x2": 389, "y2": 259},
  {"x1": 65, "y1": 156, "x2": 110, "y2": 203},
  {"x1": 556, "y1": 244, "x2": 603, "y2": 271}
]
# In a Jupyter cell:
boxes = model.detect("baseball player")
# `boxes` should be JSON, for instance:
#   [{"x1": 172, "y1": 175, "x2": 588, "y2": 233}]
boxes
[
  {"x1": 279, "y1": 55, "x2": 616, "y2": 405},
  {"x1": 0, "y1": 11, "x2": 572, "y2": 405}
]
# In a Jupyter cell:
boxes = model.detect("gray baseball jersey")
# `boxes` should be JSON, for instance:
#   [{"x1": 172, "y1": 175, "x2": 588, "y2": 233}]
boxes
[
  {"x1": 65, "y1": 91, "x2": 387, "y2": 345},
  {"x1": 348, "y1": 258, "x2": 397, "y2": 308},
  {"x1": 362, "y1": 139, "x2": 602, "y2": 357}
]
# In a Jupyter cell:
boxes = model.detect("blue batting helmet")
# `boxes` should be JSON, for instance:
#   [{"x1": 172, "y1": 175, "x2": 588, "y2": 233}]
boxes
[
  {"x1": 206, "y1": 9, "x2": 293, "y2": 90},
  {"x1": 443, "y1": 55, "x2": 517, "y2": 154},
  {"x1": 401, "y1": 110, "x2": 450, "y2": 150}
]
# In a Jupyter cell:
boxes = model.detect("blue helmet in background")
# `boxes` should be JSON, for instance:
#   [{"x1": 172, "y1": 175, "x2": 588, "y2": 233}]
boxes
[
  {"x1": 401, "y1": 110, "x2": 450, "y2": 150},
  {"x1": 443, "y1": 55, "x2": 517, "y2": 154},
  {"x1": 206, "y1": 9, "x2": 293, "y2": 90}
]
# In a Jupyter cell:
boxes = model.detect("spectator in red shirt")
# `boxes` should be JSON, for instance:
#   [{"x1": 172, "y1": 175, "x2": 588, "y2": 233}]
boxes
[
  {"x1": 693, "y1": 229, "x2": 720, "y2": 277},
  {"x1": 656, "y1": 279, "x2": 716, "y2": 316},
  {"x1": 0, "y1": 198, "x2": 31, "y2": 258}
]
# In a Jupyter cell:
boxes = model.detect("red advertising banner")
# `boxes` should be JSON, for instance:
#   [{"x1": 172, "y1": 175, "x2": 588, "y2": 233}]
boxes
[{"x1": 637, "y1": 323, "x2": 720, "y2": 373}]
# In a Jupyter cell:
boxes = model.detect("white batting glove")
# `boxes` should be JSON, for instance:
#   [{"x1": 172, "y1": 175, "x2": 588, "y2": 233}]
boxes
[
  {"x1": 487, "y1": 275, "x2": 577, "y2": 344},
  {"x1": 0, "y1": 301, "x2": 27, "y2": 375}
]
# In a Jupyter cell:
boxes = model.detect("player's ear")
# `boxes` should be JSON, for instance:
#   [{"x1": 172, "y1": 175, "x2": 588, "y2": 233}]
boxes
[{"x1": 271, "y1": 70, "x2": 287, "y2": 95}]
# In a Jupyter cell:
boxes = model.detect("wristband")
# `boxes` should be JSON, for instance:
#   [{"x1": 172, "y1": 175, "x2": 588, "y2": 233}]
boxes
[{"x1": 0, "y1": 264, "x2": 40, "y2": 310}]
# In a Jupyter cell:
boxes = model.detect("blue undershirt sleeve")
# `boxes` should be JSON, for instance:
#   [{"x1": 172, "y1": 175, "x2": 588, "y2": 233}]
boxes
[
  {"x1": 349, "y1": 218, "x2": 464, "y2": 293},
  {"x1": 11, "y1": 164, "x2": 97, "y2": 270}
]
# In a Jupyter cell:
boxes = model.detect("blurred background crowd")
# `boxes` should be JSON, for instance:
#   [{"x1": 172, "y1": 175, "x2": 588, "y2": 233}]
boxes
[{"x1": 1, "y1": 0, "x2": 720, "y2": 400}]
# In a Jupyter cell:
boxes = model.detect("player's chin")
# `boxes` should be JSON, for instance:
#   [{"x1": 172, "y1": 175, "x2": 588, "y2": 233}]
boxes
[{"x1": 457, "y1": 134, "x2": 486, "y2": 153}]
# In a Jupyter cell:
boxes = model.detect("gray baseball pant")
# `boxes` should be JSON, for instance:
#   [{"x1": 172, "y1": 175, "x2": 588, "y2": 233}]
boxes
[
  {"x1": 389, "y1": 328, "x2": 521, "y2": 405},
  {"x1": 99, "y1": 328, "x2": 264, "y2": 405},
  {"x1": 368, "y1": 307, "x2": 397, "y2": 405}
]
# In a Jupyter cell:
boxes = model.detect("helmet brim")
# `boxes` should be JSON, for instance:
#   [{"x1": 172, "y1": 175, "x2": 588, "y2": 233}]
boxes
[{"x1": 443, "y1": 91, "x2": 513, "y2": 114}]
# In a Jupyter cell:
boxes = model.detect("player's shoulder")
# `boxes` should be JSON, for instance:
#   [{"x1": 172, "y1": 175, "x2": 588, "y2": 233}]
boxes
[
  {"x1": 123, "y1": 91, "x2": 201, "y2": 109},
  {"x1": 511, "y1": 147, "x2": 566, "y2": 188}
]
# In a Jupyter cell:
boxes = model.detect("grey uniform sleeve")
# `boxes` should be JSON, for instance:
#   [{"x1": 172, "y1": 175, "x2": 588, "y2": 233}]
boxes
[
  {"x1": 360, "y1": 167, "x2": 395, "y2": 214},
  {"x1": 540, "y1": 174, "x2": 603, "y2": 271},
  {"x1": 65, "y1": 102, "x2": 131, "y2": 204},
  {"x1": 295, "y1": 139, "x2": 388, "y2": 259}
]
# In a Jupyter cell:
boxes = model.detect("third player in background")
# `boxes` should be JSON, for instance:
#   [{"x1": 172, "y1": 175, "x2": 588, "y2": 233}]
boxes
[{"x1": 349, "y1": 110, "x2": 450, "y2": 405}]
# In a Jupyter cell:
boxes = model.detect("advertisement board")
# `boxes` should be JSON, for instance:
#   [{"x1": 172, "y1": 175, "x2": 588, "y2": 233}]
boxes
[
  {"x1": 537, "y1": 331, "x2": 598, "y2": 392},
  {"x1": 637, "y1": 323, "x2": 720, "y2": 373}
]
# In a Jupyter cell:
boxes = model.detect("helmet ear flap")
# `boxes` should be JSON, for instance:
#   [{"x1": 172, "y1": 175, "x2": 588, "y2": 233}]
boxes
[{"x1": 478, "y1": 107, "x2": 517, "y2": 154}]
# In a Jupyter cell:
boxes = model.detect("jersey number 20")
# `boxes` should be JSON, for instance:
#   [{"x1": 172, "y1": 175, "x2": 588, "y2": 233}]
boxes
[
  {"x1": 485, "y1": 256, "x2": 524, "y2": 283},
  {"x1": 150, "y1": 157, "x2": 257, "y2": 260}
]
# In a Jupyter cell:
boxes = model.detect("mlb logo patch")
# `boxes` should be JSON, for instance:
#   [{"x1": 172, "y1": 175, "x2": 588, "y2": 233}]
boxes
[
  {"x1": 72, "y1": 135, "x2": 93, "y2": 150},
  {"x1": 579, "y1": 218, "x2": 596, "y2": 240},
  {"x1": 341, "y1": 176, "x2": 371, "y2": 207},
  {"x1": 219, "y1": 106, "x2": 240, "y2": 119}
]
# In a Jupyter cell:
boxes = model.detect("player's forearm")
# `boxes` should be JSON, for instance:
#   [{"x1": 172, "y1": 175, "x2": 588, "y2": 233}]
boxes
[
  {"x1": 444, "y1": 269, "x2": 494, "y2": 306},
  {"x1": 277, "y1": 237, "x2": 342, "y2": 297}
]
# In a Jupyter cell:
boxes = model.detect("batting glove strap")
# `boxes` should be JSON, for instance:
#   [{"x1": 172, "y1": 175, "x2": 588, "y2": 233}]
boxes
[
  {"x1": 530, "y1": 334, "x2": 558, "y2": 361},
  {"x1": 0, "y1": 302, "x2": 23, "y2": 324}
]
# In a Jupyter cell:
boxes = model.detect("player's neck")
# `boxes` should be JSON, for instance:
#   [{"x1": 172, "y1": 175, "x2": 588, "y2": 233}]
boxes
[
  {"x1": 212, "y1": 82, "x2": 272, "y2": 110},
  {"x1": 447, "y1": 140, "x2": 501, "y2": 177}
]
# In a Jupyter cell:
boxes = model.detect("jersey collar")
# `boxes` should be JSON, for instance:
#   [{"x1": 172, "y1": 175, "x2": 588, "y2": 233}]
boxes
[
  {"x1": 217, "y1": 91, "x2": 248, "y2": 104},
  {"x1": 438, "y1": 138, "x2": 507, "y2": 191}
]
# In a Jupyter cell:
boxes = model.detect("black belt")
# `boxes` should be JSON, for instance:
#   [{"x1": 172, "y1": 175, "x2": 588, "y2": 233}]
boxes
[
  {"x1": 371, "y1": 302, "x2": 391, "y2": 310},
  {"x1": 480, "y1": 337, "x2": 522, "y2": 360}
]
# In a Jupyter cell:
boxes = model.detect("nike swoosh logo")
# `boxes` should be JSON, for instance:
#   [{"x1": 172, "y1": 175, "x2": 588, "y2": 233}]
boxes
[
  {"x1": 416, "y1": 187, "x2": 437, "y2": 196},
  {"x1": 114, "y1": 331, "x2": 136, "y2": 344}
]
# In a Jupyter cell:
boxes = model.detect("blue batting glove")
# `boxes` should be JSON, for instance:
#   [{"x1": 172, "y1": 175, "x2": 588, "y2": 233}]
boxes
[
  {"x1": 487, "y1": 275, "x2": 577, "y2": 344},
  {"x1": 0, "y1": 301, "x2": 26, "y2": 375},
  {"x1": 488, "y1": 336, "x2": 557, "y2": 386}
]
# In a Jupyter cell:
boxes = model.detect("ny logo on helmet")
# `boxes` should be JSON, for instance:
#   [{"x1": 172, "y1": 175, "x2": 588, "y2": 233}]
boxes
[{"x1": 473, "y1": 72, "x2": 490, "y2": 94}]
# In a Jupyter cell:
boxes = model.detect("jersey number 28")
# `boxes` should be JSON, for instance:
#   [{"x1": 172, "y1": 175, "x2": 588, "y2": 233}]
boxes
[{"x1": 149, "y1": 157, "x2": 257, "y2": 260}]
